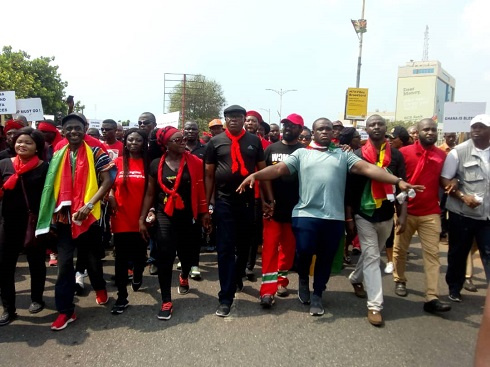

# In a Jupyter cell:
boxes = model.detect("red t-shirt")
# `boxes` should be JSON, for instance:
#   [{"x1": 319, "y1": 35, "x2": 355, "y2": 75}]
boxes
[
  {"x1": 399, "y1": 142, "x2": 446, "y2": 216},
  {"x1": 104, "y1": 141, "x2": 124, "y2": 161},
  {"x1": 110, "y1": 157, "x2": 146, "y2": 233}
]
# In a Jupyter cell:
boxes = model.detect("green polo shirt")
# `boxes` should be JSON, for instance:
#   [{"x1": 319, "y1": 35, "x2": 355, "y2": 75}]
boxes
[{"x1": 284, "y1": 147, "x2": 361, "y2": 221}]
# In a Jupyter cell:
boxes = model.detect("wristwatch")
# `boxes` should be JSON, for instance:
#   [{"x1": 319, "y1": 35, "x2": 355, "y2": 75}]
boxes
[{"x1": 87, "y1": 202, "x2": 94, "y2": 210}]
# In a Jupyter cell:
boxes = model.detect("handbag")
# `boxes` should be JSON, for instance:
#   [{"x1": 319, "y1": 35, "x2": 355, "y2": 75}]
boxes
[{"x1": 20, "y1": 177, "x2": 38, "y2": 247}]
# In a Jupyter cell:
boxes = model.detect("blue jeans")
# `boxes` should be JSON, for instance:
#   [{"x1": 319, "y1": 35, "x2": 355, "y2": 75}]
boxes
[
  {"x1": 446, "y1": 212, "x2": 490, "y2": 294},
  {"x1": 55, "y1": 224, "x2": 106, "y2": 315},
  {"x1": 292, "y1": 217, "x2": 344, "y2": 296},
  {"x1": 215, "y1": 198, "x2": 254, "y2": 305}
]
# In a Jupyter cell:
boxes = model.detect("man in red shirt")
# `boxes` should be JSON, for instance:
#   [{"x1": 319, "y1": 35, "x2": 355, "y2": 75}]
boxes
[
  {"x1": 101, "y1": 119, "x2": 124, "y2": 160},
  {"x1": 393, "y1": 118, "x2": 451, "y2": 313}
]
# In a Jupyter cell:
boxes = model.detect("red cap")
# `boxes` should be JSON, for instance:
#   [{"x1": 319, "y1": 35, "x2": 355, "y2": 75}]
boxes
[
  {"x1": 280, "y1": 113, "x2": 304, "y2": 127},
  {"x1": 246, "y1": 110, "x2": 263, "y2": 123}
]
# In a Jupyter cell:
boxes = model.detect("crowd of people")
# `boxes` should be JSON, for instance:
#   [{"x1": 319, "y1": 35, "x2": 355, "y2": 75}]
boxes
[{"x1": 0, "y1": 105, "x2": 488, "y2": 331}]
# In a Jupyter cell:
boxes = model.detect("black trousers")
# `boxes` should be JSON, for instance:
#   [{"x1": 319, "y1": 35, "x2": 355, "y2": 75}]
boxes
[
  {"x1": 154, "y1": 210, "x2": 199, "y2": 303},
  {"x1": 0, "y1": 218, "x2": 46, "y2": 313},
  {"x1": 113, "y1": 232, "x2": 147, "y2": 301}
]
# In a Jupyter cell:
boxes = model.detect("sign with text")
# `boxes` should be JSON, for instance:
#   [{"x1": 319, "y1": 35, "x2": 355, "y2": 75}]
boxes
[
  {"x1": 156, "y1": 111, "x2": 180, "y2": 129},
  {"x1": 16, "y1": 98, "x2": 44, "y2": 121},
  {"x1": 443, "y1": 102, "x2": 487, "y2": 132},
  {"x1": 345, "y1": 88, "x2": 368, "y2": 120},
  {"x1": 0, "y1": 91, "x2": 16, "y2": 114},
  {"x1": 88, "y1": 119, "x2": 102, "y2": 130}
]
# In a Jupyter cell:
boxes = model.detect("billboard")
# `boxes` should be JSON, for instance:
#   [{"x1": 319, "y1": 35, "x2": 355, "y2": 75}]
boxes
[
  {"x1": 395, "y1": 76, "x2": 436, "y2": 122},
  {"x1": 345, "y1": 88, "x2": 368, "y2": 120}
]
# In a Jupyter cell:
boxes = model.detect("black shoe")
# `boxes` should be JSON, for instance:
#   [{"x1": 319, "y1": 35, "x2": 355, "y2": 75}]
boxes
[
  {"x1": 111, "y1": 299, "x2": 129, "y2": 315},
  {"x1": 298, "y1": 278, "x2": 311, "y2": 305},
  {"x1": 0, "y1": 311, "x2": 17, "y2": 326},
  {"x1": 245, "y1": 268, "x2": 254, "y2": 281},
  {"x1": 215, "y1": 303, "x2": 231, "y2": 317},
  {"x1": 448, "y1": 293, "x2": 462, "y2": 302},
  {"x1": 260, "y1": 295, "x2": 275, "y2": 309},
  {"x1": 463, "y1": 279, "x2": 477, "y2": 292},
  {"x1": 131, "y1": 280, "x2": 142, "y2": 292},
  {"x1": 236, "y1": 279, "x2": 244, "y2": 292},
  {"x1": 149, "y1": 264, "x2": 158, "y2": 275},
  {"x1": 423, "y1": 299, "x2": 451, "y2": 313},
  {"x1": 28, "y1": 301, "x2": 45, "y2": 314},
  {"x1": 395, "y1": 282, "x2": 408, "y2": 297}
]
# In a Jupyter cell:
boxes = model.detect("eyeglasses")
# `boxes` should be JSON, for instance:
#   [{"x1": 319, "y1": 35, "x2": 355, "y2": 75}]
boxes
[
  {"x1": 298, "y1": 135, "x2": 311, "y2": 140},
  {"x1": 169, "y1": 137, "x2": 186, "y2": 144},
  {"x1": 100, "y1": 128, "x2": 113, "y2": 132}
]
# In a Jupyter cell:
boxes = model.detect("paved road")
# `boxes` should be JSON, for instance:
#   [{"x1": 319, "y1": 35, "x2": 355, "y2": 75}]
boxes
[{"x1": 0, "y1": 236, "x2": 486, "y2": 367}]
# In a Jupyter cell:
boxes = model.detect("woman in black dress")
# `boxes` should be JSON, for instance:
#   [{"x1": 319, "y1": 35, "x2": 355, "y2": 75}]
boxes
[{"x1": 0, "y1": 127, "x2": 49, "y2": 326}]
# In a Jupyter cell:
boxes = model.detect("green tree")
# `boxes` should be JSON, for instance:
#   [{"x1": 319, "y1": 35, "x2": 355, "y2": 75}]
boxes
[
  {"x1": 168, "y1": 75, "x2": 226, "y2": 132},
  {"x1": 118, "y1": 120, "x2": 131, "y2": 126},
  {"x1": 0, "y1": 46, "x2": 68, "y2": 115},
  {"x1": 74, "y1": 101, "x2": 85, "y2": 114}
]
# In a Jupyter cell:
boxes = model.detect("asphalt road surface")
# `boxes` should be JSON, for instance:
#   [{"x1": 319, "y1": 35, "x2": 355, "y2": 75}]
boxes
[{"x1": 0, "y1": 236, "x2": 486, "y2": 367}]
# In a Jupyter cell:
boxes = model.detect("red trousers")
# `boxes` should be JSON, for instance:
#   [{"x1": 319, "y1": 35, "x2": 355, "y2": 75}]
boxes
[{"x1": 260, "y1": 219, "x2": 296, "y2": 297}]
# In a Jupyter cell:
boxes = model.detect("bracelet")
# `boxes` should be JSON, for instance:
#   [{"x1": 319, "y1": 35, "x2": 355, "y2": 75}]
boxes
[
  {"x1": 459, "y1": 192, "x2": 465, "y2": 200},
  {"x1": 395, "y1": 177, "x2": 403, "y2": 189},
  {"x1": 345, "y1": 218, "x2": 353, "y2": 222},
  {"x1": 149, "y1": 207, "x2": 156, "y2": 213}
]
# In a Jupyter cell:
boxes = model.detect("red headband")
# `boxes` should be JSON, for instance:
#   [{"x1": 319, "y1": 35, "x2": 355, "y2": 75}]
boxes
[
  {"x1": 246, "y1": 110, "x2": 263, "y2": 123},
  {"x1": 4, "y1": 120, "x2": 24, "y2": 134},
  {"x1": 156, "y1": 126, "x2": 180, "y2": 147}
]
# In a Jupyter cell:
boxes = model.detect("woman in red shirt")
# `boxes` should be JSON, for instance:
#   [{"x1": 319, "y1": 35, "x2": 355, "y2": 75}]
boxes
[
  {"x1": 139, "y1": 126, "x2": 210, "y2": 321},
  {"x1": 109, "y1": 128, "x2": 149, "y2": 315}
]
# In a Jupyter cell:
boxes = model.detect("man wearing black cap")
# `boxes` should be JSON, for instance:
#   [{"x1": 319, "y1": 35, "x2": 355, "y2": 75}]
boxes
[
  {"x1": 37, "y1": 113, "x2": 115, "y2": 331},
  {"x1": 205, "y1": 105, "x2": 274, "y2": 317},
  {"x1": 387, "y1": 126, "x2": 410, "y2": 149}
]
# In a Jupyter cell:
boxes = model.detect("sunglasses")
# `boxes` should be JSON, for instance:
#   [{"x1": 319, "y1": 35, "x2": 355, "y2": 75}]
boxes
[
  {"x1": 138, "y1": 120, "x2": 154, "y2": 126},
  {"x1": 298, "y1": 135, "x2": 311, "y2": 140},
  {"x1": 169, "y1": 137, "x2": 186, "y2": 144}
]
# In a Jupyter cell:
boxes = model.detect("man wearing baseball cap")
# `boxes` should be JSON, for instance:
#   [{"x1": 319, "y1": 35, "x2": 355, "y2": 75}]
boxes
[
  {"x1": 441, "y1": 114, "x2": 490, "y2": 302},
  {"x1": 208, "y1": 119, "x2": 224, "y2": 137},
  {"x1": 387, "y1": 126, "x2": 410, "y2": 149},
  {"x1": 204, "y1": 105, "x2": 273, "y2": 317},
  {"x1": 259, "y1": 114, "x2": 305, "y2": 307},
  {"x1": 331, "y1": 120, "x2": 344, "y2": 146}
]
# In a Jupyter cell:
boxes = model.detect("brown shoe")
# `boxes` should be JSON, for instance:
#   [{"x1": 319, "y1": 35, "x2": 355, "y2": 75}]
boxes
[
  {"x1": 367, "y1": 310, "x2": 383, "y2": 326},
  {"x1": 352, "y1": 283, "x2": 367, "y2": 298}
]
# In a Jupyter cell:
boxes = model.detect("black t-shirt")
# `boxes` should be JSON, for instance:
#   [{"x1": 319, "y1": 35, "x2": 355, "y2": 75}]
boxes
[
  {"x1": 205, "y1": 131, "x2": 264, "y2": 203},
  {"x1": 150, "y1": 158, "x2": 192, "y2": 218},
  {"x1": 0, "y1": 159, "x2": 49, "y2": 219},
  {"x1": 346, "y1": 146, "x2": 406, "y2": 223},
  {"x1": 0, "y1": 147, "x2": 15, "y2": 161},
  {"x1": 264, "y1": 141, "x2": 304, "y2": 222},
  {"x1": 188, "y1": 142, "x2": 206, "y2": 160}
]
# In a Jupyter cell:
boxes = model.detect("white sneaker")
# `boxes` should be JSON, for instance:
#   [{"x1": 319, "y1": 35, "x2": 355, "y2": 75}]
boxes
[
  {"x1": 384, "y1": 262, "x2": 394, "y2": 274},
  {"x1": 75, "y1": 271, "x2": 85, "y2": 289},
  {"x1": 190, "y1": 266, "x2": 201, "y2": 280}
]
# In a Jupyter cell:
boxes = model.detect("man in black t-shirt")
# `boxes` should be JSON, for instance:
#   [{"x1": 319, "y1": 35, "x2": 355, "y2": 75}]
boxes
[
  {"x1": 345, "y1": 114, "x2": 407, "y2": 326},
  {"x1": 204, "y1": 105, "x2": 273, "y2": 317},
  {"x1": 259, "y1": 114, "x2": 305, "y2": 308}
]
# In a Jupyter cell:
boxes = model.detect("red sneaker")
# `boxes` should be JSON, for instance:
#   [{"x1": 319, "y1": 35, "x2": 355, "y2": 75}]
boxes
[
  {"x1": 51, "y1": 313, "x2": 77, "y2": 331},
  {"x1": 96, "y1": 289, "x2": 108, "y2": 305}
]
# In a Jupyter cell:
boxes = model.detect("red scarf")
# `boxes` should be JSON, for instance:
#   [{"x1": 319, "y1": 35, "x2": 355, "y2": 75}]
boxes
[
  {"x1": 225, "y1": 129, "x2": 248, "y2": 176},
  {"x1": 361, "y1": 139, "x2": 394, "y2": 203},
  {"x1": 3, "y1": 156, "x2": 40, "y2": 191},
  {"x1": 410, "y1": 140, "x2": 437, "y2": 184},
  {"x1": 157, "y1": 151, "x2": 187, "y2": 217}
]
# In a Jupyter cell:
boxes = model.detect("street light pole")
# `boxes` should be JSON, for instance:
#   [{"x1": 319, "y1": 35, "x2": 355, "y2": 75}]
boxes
[
  {"x1": 356, "y1": 0, "x2": 366, "y2": 88},
  {"x1": 259, "y1": 108, "x2": 271, "y2": 122},
  {"x1": 265, "y1": 88, "x2": 297, "y2": 122}
]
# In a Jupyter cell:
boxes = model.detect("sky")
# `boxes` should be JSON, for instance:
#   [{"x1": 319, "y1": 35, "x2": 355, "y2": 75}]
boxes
[{"x1": 1, "y1": 0, "x2": 489, "y2": 128}]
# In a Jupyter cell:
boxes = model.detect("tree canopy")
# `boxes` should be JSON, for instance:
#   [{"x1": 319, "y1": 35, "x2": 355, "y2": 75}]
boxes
[
  {"x1": 0, "y1": 46, "x2": 68, "y2": 115},
  {"x1": 168, "y1": 75, "x2": 226, "y2": 132}
]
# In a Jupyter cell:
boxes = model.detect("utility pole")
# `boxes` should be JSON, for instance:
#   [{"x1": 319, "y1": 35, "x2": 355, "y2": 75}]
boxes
[
  {"x1": 265, "y1": 88, "x2": 297, "y2": 122},
  {"x1": 356, "y1": 0, "x2": 366, "y2": 88}
]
